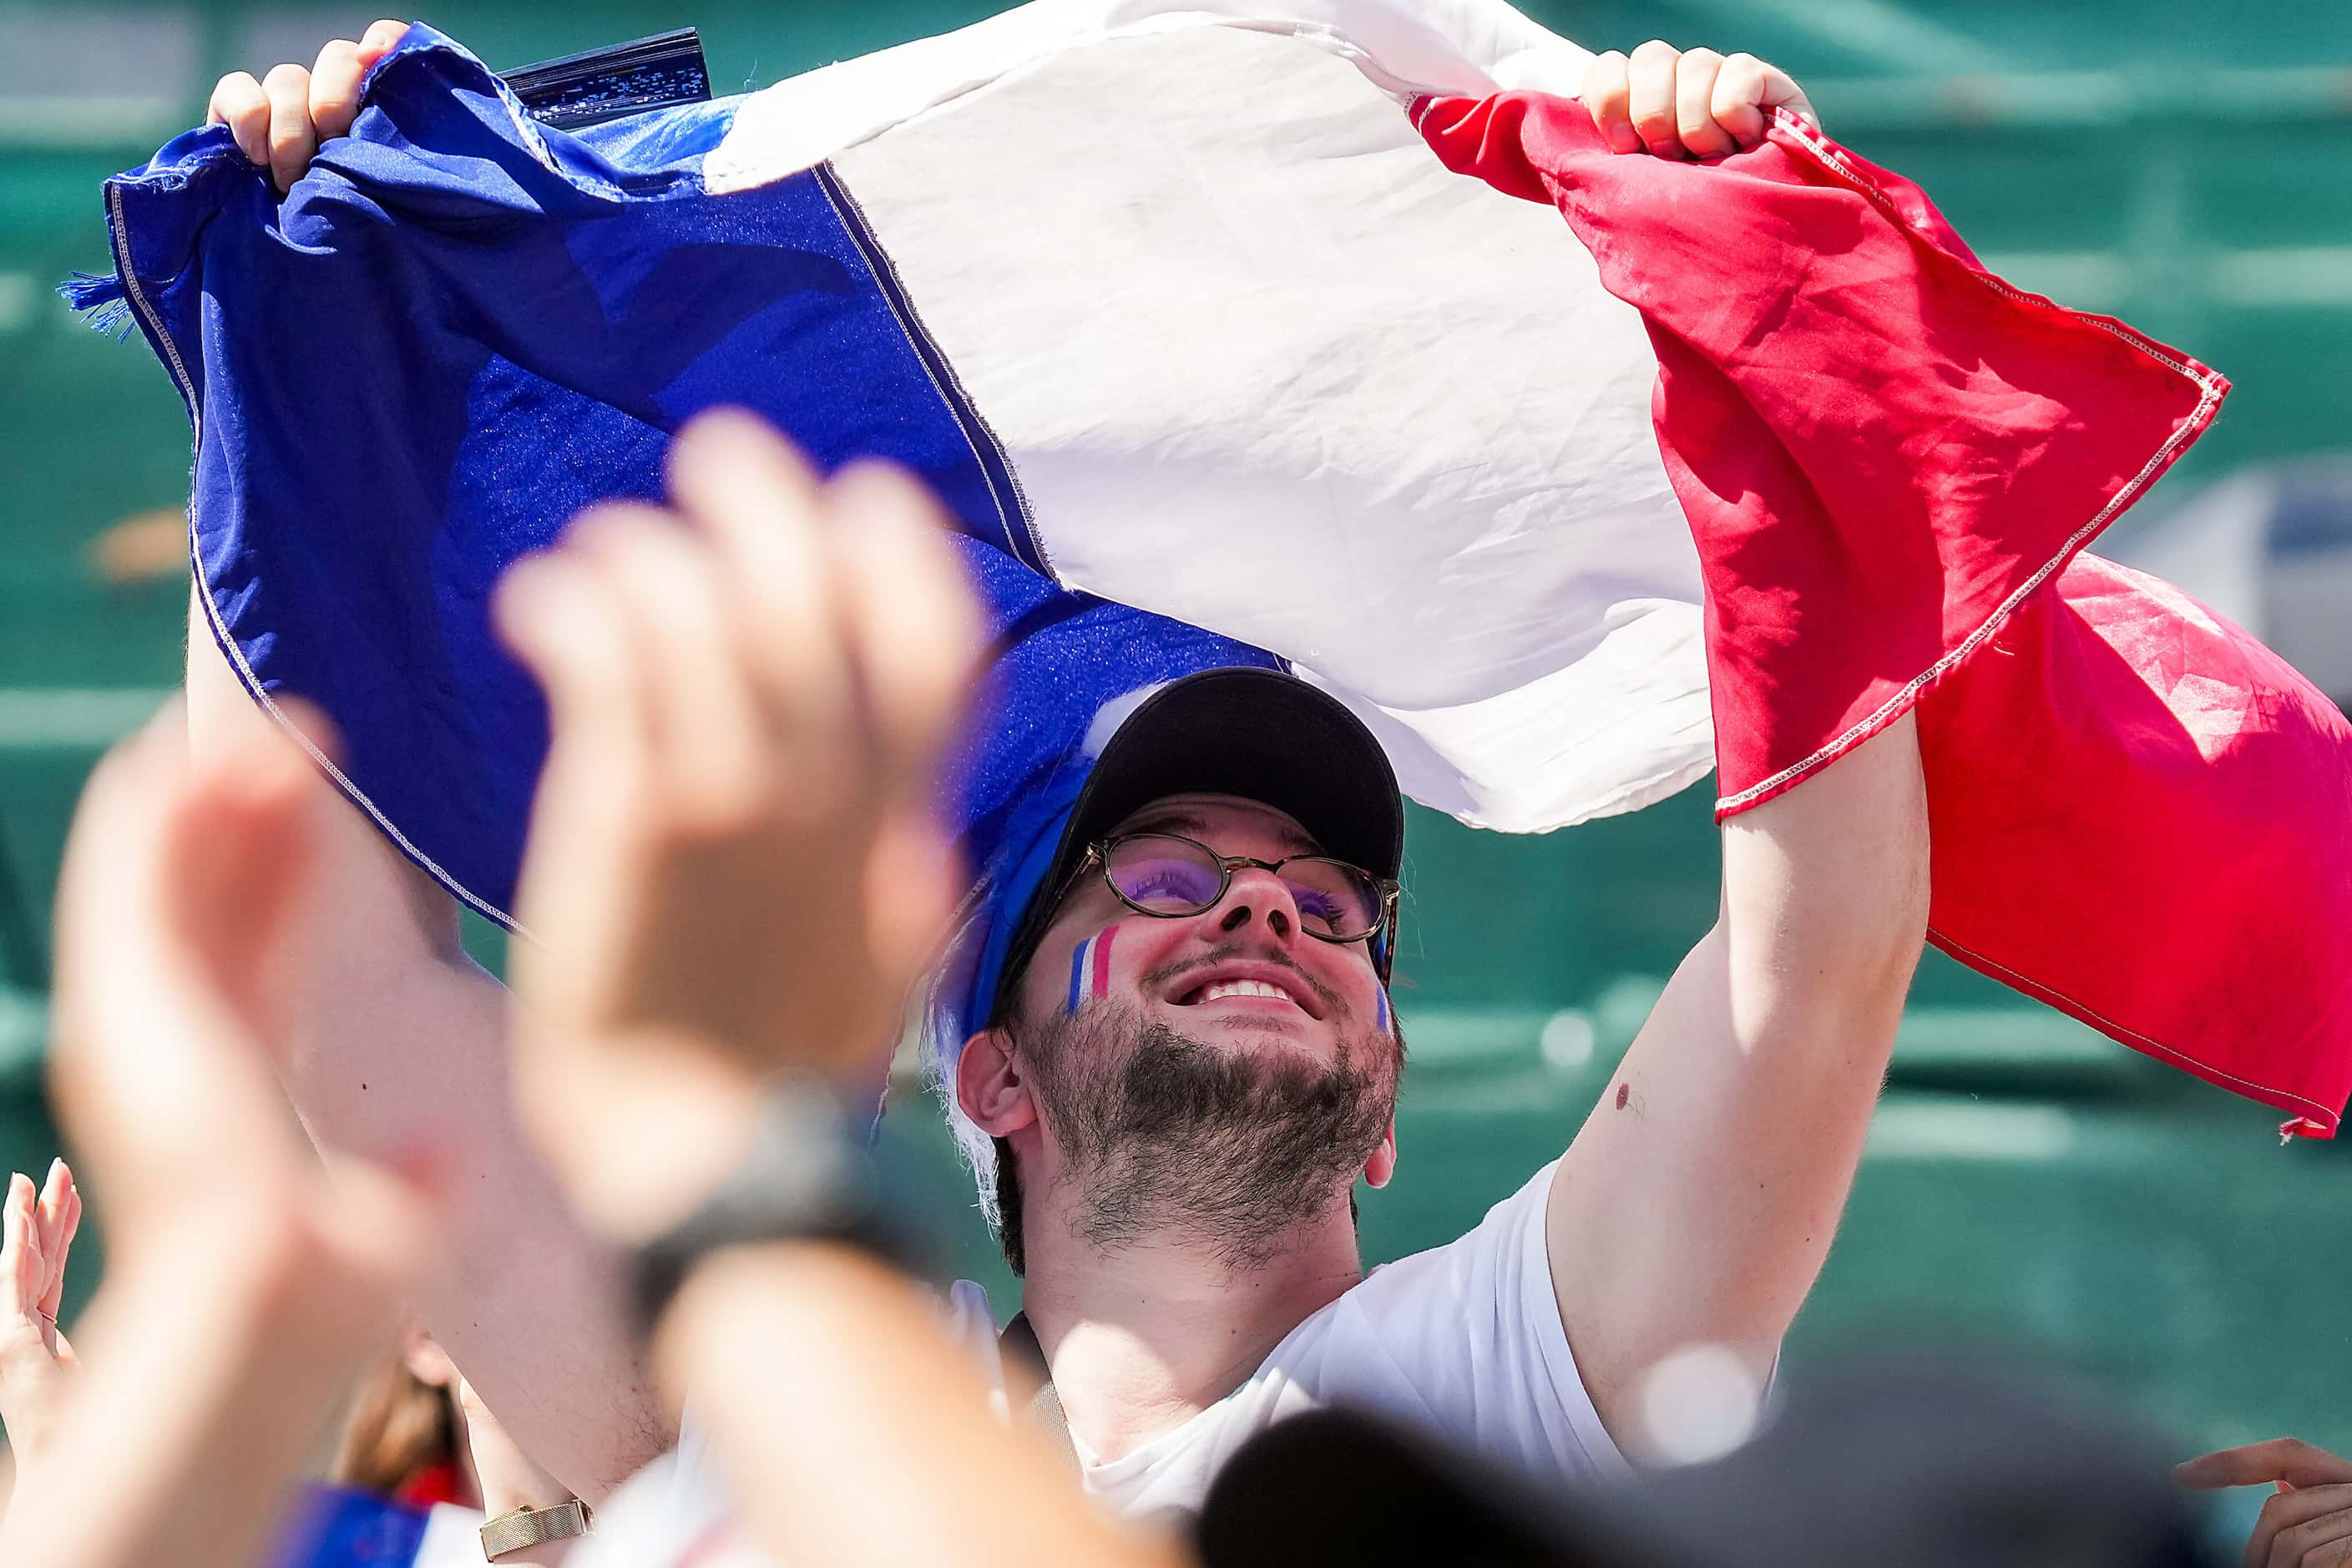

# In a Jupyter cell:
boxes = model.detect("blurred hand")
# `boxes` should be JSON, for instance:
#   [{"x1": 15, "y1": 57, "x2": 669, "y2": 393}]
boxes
[
  {"x1": 207, "y1": 19, "x2": 407, "y2": 194},
  {"x1": 0, "y1": 1161, "x2": 82, "y2": 1466},
  {"x1": 494, "y1": 410, "x2": 979, "y2": 1237},
  {"x1": 1581, "y1": 43, "x2": 1818, "y2": 159},
  {"x1": 47, "y1": 706, "x2": 434, "y2": 1321},
  {"x1": 2177, "y1": 1437, "x2": 2352, "y2": 1567},
  {"x1": 53, "y1": 711, "x2": 395, "y2": 1244},
  {"x1": 2, "y1": 709, "x2": 437, "y2": 1568}
]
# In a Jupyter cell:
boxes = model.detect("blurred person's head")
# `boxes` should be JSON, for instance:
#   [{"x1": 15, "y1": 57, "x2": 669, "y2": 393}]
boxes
[
  {"x1": 954, "y1": 671, "x2": 1407, "y2": 1276},
  {"x1": 1197, "y1": 1360, "x2": 2218, "y2": 1568},
  {"x1": 331, "y1": 1325, "x2": 473, "y2": 1508}
]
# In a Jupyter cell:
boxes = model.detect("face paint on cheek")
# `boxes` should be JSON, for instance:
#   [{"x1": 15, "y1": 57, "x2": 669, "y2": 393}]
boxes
[
  {"x1": 1374, "y1": 986, "x2": 1390, "y2": 1034},
  {"x1": 1065, "y1": 923, "x2": 1121, "y2": 1014}
]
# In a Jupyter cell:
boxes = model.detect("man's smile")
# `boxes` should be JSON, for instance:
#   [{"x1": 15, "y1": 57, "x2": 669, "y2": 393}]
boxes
[{"x1": 1161, "y1": 959, "x2": 1323, "y2": 1018}]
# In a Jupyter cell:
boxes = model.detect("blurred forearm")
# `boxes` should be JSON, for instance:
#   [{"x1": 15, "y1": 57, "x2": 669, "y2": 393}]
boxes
[
  {"x1": 184, "y1": 599, "x2": 669, "y2": 1498},
  {"x1": 658, "y1": 1243, "x2": 1188, "y2": 1568}
]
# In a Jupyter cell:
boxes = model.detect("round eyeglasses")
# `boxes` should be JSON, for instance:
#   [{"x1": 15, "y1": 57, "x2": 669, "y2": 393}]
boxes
[{"x1": 1082, "y1": 832, "x2": 1399, "y2": 963}]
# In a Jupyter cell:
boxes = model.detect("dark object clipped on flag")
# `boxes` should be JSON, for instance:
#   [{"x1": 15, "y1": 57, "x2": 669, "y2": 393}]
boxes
[{"x1": 498, "y1": 28, "x2": 711, "y2": 130}]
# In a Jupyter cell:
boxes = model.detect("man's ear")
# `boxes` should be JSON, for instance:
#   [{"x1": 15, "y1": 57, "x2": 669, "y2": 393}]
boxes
[
  {"x1": 956, "y1": 1026, "x2": 1037, "y2": 1137},
  {"x1": 1363, "y1": 1118, "x2": 1397, "y2": 1189}
]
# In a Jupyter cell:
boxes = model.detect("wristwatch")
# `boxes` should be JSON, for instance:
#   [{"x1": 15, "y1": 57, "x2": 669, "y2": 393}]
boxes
[
  {"x1": 479, "y1": 1498, "x2": 592, "y2": 1560},
  {"x1": 626, "y1": 1084, "x2": 930, "y2": 1338}
]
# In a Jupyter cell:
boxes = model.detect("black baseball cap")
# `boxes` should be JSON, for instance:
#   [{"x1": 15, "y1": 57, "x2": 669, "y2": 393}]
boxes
[{"x1": 994, "y1": 668, "x2": 1405, "y2": 1008}]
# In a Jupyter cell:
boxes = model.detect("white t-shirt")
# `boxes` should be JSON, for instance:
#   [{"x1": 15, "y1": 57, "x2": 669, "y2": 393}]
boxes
[
  {"x1": 412, "y1": 1503, "x2": 488, "y2": 1567},
  {"x1": 577, "y1": 1159, "x2": 1622, "y2": 1564}
]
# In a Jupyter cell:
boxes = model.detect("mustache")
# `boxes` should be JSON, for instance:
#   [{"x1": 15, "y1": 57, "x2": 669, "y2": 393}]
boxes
[{"x1": 1141, "y1": 941, "x2": 1347, "y2": 1016}]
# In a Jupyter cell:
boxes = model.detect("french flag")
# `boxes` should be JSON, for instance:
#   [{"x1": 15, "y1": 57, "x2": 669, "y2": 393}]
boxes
[{"x1": 81, "y1": 2, "x2": 2352, "y2": 1133}]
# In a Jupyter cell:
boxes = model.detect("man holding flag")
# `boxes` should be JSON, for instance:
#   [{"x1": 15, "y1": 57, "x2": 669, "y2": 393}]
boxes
[
  {"x1": 482, "y1": 407, "x2": 1925, "y2": 1550},
  {"x1": 115, "y1": 0, "x2": 2349, "y2": 1544}
]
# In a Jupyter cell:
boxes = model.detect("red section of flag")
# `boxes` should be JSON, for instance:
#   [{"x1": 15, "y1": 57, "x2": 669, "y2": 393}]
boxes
[
  {"x1": 1921, "y1": 554, "x2": 2352, "y2": 1134},
  {"x1": 1418, "y1": 91, "x2": 2352, "y2": 1134}
]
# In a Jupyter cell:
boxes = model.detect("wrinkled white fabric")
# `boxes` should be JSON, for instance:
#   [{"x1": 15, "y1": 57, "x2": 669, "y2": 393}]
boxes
[{"x1": 709, "y1": 0, "x2": 1714, "y2": 835}]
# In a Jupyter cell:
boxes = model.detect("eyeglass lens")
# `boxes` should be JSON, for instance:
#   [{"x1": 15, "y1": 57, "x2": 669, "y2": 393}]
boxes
[{"x1": 1102, "y1": 834, "x2": 1381, "y2": 938}]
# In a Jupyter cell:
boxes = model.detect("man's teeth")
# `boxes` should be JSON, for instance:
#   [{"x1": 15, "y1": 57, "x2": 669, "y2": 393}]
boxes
[{"x1": 1199, "y1": 979, "x2": 1293, "y2": 1004}]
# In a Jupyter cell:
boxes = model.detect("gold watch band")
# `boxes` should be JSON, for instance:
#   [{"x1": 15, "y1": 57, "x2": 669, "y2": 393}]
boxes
[{"x1": 479, "y1": 1499, "x2": 592, "y2": 1560}]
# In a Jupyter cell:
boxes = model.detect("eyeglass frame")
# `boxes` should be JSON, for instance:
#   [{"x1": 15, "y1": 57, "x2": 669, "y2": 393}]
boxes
[{"x1": 1071, "y1": 831, "x2": 1401, "y2": 982}]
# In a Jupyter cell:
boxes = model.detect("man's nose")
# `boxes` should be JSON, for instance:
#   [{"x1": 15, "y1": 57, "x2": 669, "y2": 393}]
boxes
[{"x1": 1212, "y1": 865, "x2": 1301, "y2": 943}]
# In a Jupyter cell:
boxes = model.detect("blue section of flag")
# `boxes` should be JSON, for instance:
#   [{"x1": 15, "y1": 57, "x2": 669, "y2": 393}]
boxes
[
  {"x1": 269, "y1": 1484, "x2": 429, "y2": 1568},
  {"x1": 95, "y1": 23, "x2": 1274, "y2": 1007}
]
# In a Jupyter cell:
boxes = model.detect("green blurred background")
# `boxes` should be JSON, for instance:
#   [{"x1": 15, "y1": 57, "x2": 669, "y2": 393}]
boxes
[{"x1": 3, "y1": 0, "x2": 2349, "y2": 1498}]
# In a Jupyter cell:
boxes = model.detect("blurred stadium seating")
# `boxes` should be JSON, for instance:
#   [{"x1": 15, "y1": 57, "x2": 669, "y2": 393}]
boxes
[{"x1": 3, "y1": 0, "x2": 2348, "y2": 1469}]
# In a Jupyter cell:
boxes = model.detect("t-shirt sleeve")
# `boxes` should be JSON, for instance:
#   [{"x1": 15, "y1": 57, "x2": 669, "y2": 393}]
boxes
[{"x1": 1293, "y1": 1158, "x2": 1631, "y2": 1485}]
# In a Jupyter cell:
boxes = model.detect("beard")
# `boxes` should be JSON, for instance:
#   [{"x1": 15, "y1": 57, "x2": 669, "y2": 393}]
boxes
[{"x1": 1014, "y1": 995, "x2": 1401, "y2": 1272}]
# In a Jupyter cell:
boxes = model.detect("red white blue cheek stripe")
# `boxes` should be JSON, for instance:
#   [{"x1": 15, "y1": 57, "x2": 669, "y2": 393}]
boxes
[
  {"x1": 1066, "y1": 924, "x2": 1118, "y2": 1014},
  {"x1": 1375, "y1": 986, "x2": 1389, "y2": 1034}
]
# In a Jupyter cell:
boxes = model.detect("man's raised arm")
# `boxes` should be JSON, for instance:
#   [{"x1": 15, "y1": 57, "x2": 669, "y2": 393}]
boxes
[
  {"x1": 1545, "y1": 712, "x2": 1929, "y2": 1453},
  {"x1": 185, "y1": 600, "x2": 667, "y2": 1498}
]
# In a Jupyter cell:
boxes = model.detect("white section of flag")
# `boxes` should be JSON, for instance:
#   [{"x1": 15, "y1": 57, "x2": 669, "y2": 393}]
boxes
[
  {"x1": 711, "y1": 2, "x2": 1717, "y2": 830},
  {"x1": 704, "y1": 0, "x2": 1596, "y2": 191}
]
